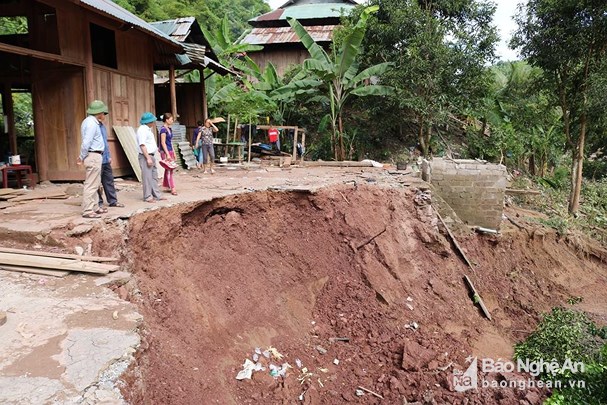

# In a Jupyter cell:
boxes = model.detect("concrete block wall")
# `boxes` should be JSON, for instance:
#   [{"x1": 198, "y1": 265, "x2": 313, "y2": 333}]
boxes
[{"x1": 429, "y1": 158, "x2": 507, "y2": 229}]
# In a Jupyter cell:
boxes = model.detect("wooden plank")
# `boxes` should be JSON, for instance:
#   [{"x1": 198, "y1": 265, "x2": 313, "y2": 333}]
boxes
[
  {"x1": 0, "y1": 252, "x2": 117, "y2": 274},
  {"x1": 505, "y1": 188, "x2": 541, "y2": 196},
  {"x1": 7, "y1": 190, "x2": 68, "y2": 202},
  {"x1": 114, "y1": 126, "x2": 142, "y2": 182},
  {"x1": 433, "y1": 206, "x2": 492, "y2": 321},
  {"x1": 0, "y1": 189, "x2": 25, "y2": 196},
  {"x1": 0, "y1": 264, "x2": 69, "y2": 278},
  {"x1": 0, "y1": 247, "x2": 119, "y2": 263},
  {"x1": 464, "y1": 275, "x2": 492, "y2": 321},
  {"x1": 433, "y1": 207, "x2": 475, "y2": 270},
  {"x1": 0, "y1": 41, "x2": 85, "y2": 66}
]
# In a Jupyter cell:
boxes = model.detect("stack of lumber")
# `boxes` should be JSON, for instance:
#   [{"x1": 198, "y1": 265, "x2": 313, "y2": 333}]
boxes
[{"x1": 0, "y1": 247, "x2": 119, "y2": 278}]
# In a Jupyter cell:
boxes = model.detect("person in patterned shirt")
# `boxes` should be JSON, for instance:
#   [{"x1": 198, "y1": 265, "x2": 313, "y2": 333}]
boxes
[{"x1": 195, "y1": 118, "x2": 219, "y2": 174}]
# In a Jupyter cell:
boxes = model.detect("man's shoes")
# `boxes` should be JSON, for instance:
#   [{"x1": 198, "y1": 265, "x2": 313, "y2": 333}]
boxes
[
  {"x1": 109, "y1": 202, "x2": 125, "y2": 207},
  {"x1": 83, "y1": 212, "x2": 102, "y2": 219}
]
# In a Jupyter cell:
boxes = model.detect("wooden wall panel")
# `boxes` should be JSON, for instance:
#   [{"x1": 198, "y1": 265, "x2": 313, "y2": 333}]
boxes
[
  {"x1": 53, "y1": 2, "x2": 87, "y2": 60},
  {"x1": 249, "y1": 48, "x2": 310, "y2": 77},
  {"x1": 32, "y1": 63, "x2": 85, "y2": 181},
  {"x1": 116, "y1": 30, "x2": 153, "y2": 79}
]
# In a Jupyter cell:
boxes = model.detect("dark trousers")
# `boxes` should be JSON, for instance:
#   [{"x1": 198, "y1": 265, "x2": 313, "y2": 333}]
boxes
[{"x1": 98, "y1": 163, "x2": 117, "y2": 206}]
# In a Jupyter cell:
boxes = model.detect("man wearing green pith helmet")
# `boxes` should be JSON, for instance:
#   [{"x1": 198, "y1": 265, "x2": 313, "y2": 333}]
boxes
[{"x1": 77, "y1": 100, "x2": 108, "y2": 219}]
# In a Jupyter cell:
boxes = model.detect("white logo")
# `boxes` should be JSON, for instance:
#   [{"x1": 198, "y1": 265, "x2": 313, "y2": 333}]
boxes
[{"x1": 453, "y1": 356, "x2": 477, "y2": 392}]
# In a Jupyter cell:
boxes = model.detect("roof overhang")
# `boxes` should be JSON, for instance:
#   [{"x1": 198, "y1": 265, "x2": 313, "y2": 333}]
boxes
[{"x1": 79, "y1": 0, "x2": 183, "y2": 53}]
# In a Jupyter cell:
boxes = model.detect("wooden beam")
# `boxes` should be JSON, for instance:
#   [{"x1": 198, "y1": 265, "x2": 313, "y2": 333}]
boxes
[
  {"x1": 0, "y1": 247, "x2": 118, "y2": 262},
  {"x1": 0, "y1": 264, "x2": 69, "y2": 278},
  {"x1": 464, "y1": 275, "x2": 492, "y2": 321},
  {"x1": 169, "y1": 65, "x2": 177, "y2": 119},
  {"x1": 292, "y1": 126, "x2": 298, "y2": 161},
  {"x1": 0, "y1": 42, "x2": 85, "y2": 67},
  {"x1": 2, "y1": 84, "x2": 16, "y2": 155},
  {"x1": 83, "y1": 16, "x2": 94, "y2": 103},
  {"x1": 0, "y1": 252, "x2": 118, "y2": 274},
  {"x1": 30, "y1": 61, "x2": 48, "y2": 182},
  {"x1": 300, "y1": 130, "x2": 306, "y2": 163},
  {"x1": 200, "y1": 69, "x2": 207, "y2": 120}
]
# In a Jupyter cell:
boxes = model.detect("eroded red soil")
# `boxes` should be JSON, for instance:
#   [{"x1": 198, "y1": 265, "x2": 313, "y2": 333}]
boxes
[{"x1": 120, "y1": 185, "x2": 607, "y2": 404}]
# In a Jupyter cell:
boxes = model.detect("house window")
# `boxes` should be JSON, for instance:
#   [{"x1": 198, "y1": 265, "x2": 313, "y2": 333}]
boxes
[
  {"x1": 90, "y1": 23, "x2": 117, "y2": 69},
  {"x1": 0, "y1": 17, "x2": 28, "y2": 35}
]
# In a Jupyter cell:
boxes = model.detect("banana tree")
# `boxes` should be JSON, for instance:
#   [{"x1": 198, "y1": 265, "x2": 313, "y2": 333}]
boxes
[
  {"x1": 201, "y1": 15, "x2": 263, "y2": 67},
  {"x1": 252, "y1": 62, "x2": 322, "y2": 124},
  {"x1": 286, "y1": 6, "x2": 393, "y2": 160}
]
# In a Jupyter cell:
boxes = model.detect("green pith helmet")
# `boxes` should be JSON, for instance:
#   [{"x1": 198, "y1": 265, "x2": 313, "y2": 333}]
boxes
[{"x1": 86, "y1": 100, "x2": 109, "y2": 115}]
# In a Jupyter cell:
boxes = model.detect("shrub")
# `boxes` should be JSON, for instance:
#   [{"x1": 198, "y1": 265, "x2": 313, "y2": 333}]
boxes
[{"x1": 514, "y1": 308, "x2": 607, "y2": 404}]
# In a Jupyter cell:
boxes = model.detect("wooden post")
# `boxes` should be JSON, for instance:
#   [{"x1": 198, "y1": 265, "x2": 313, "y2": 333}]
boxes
[
  {"x1": 169, "y1": 65, "x2": 177, "y2": 119},
  {"x1": 248, "y1": 119, "x2": 252, "y2": 163},
  {"x1": 292, "y1": 126, "x2": 298, "y2": 161},
  {"x1": 300, "y1": 129, "x2": 306, "y2": 163},
  {"x1": 200, "y1": 68, "x2": 207, "y2": 120},
  {"x1": 30, "y1": 62, "x2": 48, "y2": 181},
  {"x1": 232, "y1": 117, "x2": 239, "y2": 142},
  {"x1": 2, "y1": 85, "x2": 16, "y2": 155},
  {"x1": 83, "y1": 19, "x2": 94, "y2": 103}
]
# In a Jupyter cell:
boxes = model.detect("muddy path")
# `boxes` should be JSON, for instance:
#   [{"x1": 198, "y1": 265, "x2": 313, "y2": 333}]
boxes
[{"x1": 118, "y1": 184, "x2": 607, "y2": 404}]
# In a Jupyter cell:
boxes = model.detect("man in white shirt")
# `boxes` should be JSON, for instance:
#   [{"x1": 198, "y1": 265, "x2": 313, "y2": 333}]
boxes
[
  {"x1": 78, "y1": 100, "x2": 108, "y2": 218},
  {"x1": 137, "y1": 112, "x2": 164, "y2": 202}
]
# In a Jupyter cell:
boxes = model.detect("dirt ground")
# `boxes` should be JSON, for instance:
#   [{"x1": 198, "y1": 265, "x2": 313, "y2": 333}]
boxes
[
  {"x1": 1, "y1": 165, "x2": 606, "y2": 404},
  {"x1": 119, "y1": 183, "x2": 607, "y2": 404}
]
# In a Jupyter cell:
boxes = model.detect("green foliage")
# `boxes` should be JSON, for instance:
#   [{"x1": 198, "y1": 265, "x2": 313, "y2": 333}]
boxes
[
  {"x1": 286, "y1": 6, "x2": 394, "y2": 160},
  {"x1": 473, "y1": 62, "x2": 565, "y2": 173},
  {"x1": 537, "y1": 216, "x2": 569, "y2": 235},
  {"x1": 0, "y1": 16, "x2": 27, "y2": 35},
  {"x1": 512, "y1": 0, "x2": 607, "y2": 214},
  {"x1": 515, "y1": 308, "x2": 607, "y2": 404},
  {"x1": 359, "y1": 0, "x2": 498, "y2": 157},
  {"x1": 115, "y1": 0, "x2": 269, "y2": 38},
  {"x1": 201, "y1": 15, "x2": 263, "y2": 65}
]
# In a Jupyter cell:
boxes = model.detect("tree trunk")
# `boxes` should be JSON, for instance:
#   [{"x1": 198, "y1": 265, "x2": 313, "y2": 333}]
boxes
[
  {"x1": 568, "y1": 115, "x2": 586, "y2": 215},
  {"x1": 331, "y1": 119, "x2": 338, "y2": 161},
  {"x1": 529, "y1": 154, "x2": 536, "y2": 176},
  {"x1": 338, "y1": 113, "x2": 345, "y2": 161},
  {"x1": 425, "y1": 125, "x2": 432, "y2": 156},
  {"x1": 417, "y1": 115, "x2": 427, "y2": 156}
]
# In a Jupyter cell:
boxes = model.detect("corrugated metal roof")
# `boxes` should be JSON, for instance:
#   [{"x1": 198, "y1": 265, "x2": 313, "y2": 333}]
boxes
[
  {"x1": 250, "y1": 3, "x2": 354, "y2": 23},
  {"x1": 151, "y1": 17, "x2": 195, "y2": 43},
  {"x1": 79, "y1": 0, "x2": 182, "y2": 50},
  {"x1": 241, "y1": 25, "x2": 336, "y2": 45},
  {"x1": 278, "y1": 0, "x2": 357, "y2": 8}
]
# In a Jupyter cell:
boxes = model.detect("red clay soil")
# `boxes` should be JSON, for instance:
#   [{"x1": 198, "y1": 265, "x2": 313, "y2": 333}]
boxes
[{"x1": 120, "y1": 184, "x2": 607, "y2": 404}]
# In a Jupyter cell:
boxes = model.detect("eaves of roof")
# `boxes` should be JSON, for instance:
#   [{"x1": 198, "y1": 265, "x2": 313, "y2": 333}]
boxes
[{"x1": 79, "y1": 0, "x2": 182, "y2": 52}]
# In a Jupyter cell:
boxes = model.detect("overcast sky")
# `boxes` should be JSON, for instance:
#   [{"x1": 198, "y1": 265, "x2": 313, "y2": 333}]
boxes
[{"x1": 264, "y1": 0, "x2": 521, "y2": 61}]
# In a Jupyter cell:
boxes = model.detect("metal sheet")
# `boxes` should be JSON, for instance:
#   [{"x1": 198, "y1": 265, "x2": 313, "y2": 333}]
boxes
[
  {"x1": 241, "y1": 25, "x2": 336, "y2": 45},
  {"x1": 80, "y1": 0, "x2": 182, "y2": 50}
]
